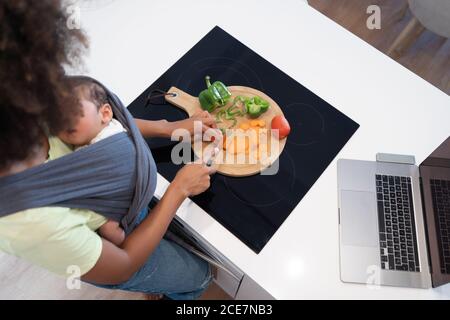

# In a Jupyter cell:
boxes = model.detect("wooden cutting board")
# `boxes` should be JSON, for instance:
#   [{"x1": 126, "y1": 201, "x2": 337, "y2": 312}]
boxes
[{"x1": 165, "y1": 86, "x2": 287, "y2": 177}]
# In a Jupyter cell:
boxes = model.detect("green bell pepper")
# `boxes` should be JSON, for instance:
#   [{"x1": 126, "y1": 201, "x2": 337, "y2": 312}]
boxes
[
  {"x1": 244, "y1": 96, "x2": 270, "y2": 118},
  {"x1": 198, "y1": 76, "x2": 232, "y2": 112}
]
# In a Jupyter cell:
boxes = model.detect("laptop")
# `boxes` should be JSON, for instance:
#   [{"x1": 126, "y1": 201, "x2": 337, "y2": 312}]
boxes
[{"x1": 337, "y1": 136, "x2": 450, "y2": 288}]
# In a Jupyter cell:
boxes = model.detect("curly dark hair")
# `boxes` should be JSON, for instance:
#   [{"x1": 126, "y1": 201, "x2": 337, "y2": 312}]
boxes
[
  {"x1": 0, "y1": 0, "x2": 88, "y2": 171},
  {"x1": 69, "y1": 78, "x2": 109, "y2": 111}
]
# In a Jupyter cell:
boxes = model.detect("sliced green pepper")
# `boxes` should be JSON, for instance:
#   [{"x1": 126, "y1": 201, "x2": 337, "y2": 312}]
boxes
[
  {"x1": 198, "y1": 76, "x2": 232, "y2": 112},
  {"x1": 253, "y1": 96, "x2": 269, "y2": 112},
  {"x1": 247, "y1": 102, "x2": 261, "y2": 116},
  {"x1": 244, "y1": 96, "x2": 270, "y2": 118}
]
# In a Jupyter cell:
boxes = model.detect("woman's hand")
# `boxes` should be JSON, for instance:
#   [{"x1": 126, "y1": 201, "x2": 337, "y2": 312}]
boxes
[
  {"x1": 82, "y1": 139, "x2": 217, "y2": 285},
  {"x1": 135, "y1": 110, "x2": 219, "y2": 139},
  {"x1": 171, "y1": 162, "x2": 216, "y2": 197},
  {"x1": 169, "y1": 110, "x2": 217, "y2": 137},
  {"x1": 82, "y1": 161, "x2": 216, "y2": 285},
  {"x1": 82, "y1": 163, "x2": 216, "y2": 285}
]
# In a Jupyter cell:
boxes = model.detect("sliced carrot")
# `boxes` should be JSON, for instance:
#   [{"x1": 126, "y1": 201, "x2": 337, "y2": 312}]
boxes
[
  {"x1": 235, "y1": 136, "x2": 247, "y2": 154},
  {"x1": 239, "y1": 123, "x2": 250, "y2": 130},
  {"x1": 250, "y1": 120, "x2": 260, "y2": 127},
  {"x1": 258, "y1": 143, "x2": 268, "y2": 162},
  {"x1": 222, "y1": 135, "x2": 226, "y2": 149},
  {"x1": 224, "y1": 136, "x2": 243, "y2": 154},
  {"x1": 248, "y1": 131, "x2": 259, "y2": 146},
  {"x1": 258, "y1": 119, "x2": 266, "y2": 127},
  {"x1": 226, "y1": 136, "x2": 235, "y2": 153},
  {"x1": 247, "y1": 126, "x2": 258, "y2": 133}
]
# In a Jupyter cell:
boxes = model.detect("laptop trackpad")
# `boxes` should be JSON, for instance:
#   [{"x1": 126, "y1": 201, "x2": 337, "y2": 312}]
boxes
[{"x1": 341, "y1": 190, "x2": 378, "y2": 247}]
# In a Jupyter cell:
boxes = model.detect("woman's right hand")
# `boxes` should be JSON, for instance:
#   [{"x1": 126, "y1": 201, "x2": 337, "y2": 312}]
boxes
[
  {"x1": 172, "y1": 163, "x2": 216, "y2": 197},
  {"x1": 83, "y1": 162, "x2": 215, "y2": 285}
]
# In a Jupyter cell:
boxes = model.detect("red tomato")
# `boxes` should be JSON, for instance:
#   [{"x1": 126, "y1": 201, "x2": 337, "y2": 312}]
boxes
[{"x1": 271, "y1": 115, "x2": 291, "y2": 139}]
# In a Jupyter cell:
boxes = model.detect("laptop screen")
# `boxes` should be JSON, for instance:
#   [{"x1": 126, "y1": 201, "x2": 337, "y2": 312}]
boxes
[
  {"x1": 420, "y1": 137, "x2": 450, "y2": 168},
  {"x1": 419, "y1": 136, "x2": 450, "y2": 286}
]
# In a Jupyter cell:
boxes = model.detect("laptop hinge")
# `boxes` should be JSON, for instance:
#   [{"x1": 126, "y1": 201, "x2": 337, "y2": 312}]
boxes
[{"x1": 376, "y1": 153, "x2": 416, "y2": 165}]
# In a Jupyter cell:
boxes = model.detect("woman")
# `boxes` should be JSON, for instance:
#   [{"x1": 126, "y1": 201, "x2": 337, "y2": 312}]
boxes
[{"x1": 0, "y1": 1, "x2": 215, "y2": 299}]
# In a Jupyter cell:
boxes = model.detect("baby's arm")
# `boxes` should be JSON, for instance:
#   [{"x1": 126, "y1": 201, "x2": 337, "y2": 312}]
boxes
[{"x1": 98, "y1": 220, "x2": 125, "y2": 246}]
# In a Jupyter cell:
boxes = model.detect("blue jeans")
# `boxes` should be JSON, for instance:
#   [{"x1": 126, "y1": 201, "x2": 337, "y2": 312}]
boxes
[{"x1": 89, "y1": 207, "x2": 212, "y2": 300}]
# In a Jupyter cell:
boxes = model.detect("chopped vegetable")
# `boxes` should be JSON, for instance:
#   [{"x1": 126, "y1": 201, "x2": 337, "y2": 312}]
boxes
[
  {"x1": 215, "y1": 109, "x2": 226, "y2": 123},
  {"x1": 229, "y1": 95, "x2": 271, "y2": 118},
  {"x1": 244, "y1": 96, "x2": 270, "y2": 118},
  {"x1": 271, "y1": 115, "x2": 290, "y2": 139},
  {"x1": 198, "y1": 76, "x2": 232, "y2": 112},
  {"x1": 239, "y1": 123, "x2": 250, "y2": 130},
  {"x1": 222, "y1": 123, "x2": 269, "y2": 162},
  {"x1": 214, "y1": 94, "x2": 269, "y2": 131},
  {"x1": 250, "y1": 120, "x2": 260, "y2": 127},
  {"x1": 215, "y1": 97, "x2": 246, "y2": 129}
]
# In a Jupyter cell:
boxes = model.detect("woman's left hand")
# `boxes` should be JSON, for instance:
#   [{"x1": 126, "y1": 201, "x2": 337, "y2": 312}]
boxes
[
  {"x1": 169, "y1": 110, "x2": 217, "y2": 137},
  {"x1": 135, "y1": 110, "x2": 220, "y2": 140}
]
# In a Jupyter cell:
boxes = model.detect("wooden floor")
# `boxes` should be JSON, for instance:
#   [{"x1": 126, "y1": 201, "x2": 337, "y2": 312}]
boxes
[
  {"x1": 0, "y1": 252, "x2": 230, "y2": 300},
  {"x1": 309, "y1": 0, "x2": 450, "y2": 95}
]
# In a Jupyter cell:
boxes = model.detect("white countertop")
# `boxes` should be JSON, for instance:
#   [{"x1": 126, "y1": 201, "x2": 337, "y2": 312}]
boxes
[{"x1": 80, "y1": 0, "x2": 450, "y2": 299}]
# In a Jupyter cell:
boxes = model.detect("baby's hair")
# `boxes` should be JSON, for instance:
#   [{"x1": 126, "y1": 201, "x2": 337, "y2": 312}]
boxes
[{"x1": 68, "y1": 78, "x2": 109, "y2": 111}]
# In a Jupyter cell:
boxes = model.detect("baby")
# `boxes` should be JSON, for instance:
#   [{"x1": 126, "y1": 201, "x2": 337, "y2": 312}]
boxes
[{"x1": 58, "y1": 79, "x2": 126, "y2": 246}]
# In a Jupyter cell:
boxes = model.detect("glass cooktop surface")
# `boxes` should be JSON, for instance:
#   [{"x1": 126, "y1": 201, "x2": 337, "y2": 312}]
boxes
[{"x1": 128, "y1": 26, "x2": 359, "y2": 253}]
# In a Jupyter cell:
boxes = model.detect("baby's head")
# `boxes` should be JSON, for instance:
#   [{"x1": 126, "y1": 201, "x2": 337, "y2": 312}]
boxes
[{"x1": 59, "y1": 79, "x2": 113, "y2": 146}]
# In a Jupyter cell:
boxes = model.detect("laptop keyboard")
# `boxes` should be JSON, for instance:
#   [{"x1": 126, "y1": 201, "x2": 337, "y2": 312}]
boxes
[
  {"x1": 430, "y1": 179, "x2": 450, "y2": 274},
  {"x1": 376, "y1": 175, "x2": 420, "y2": 272}
]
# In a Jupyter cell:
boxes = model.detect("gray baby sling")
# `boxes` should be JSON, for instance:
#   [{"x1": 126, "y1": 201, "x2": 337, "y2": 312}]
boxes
[{"x1": 0, "y1": 76, "x2": 157, "y2": 232}]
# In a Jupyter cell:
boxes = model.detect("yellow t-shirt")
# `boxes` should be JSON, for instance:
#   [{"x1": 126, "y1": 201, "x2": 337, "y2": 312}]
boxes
[{"x1": 0, "y1": 137, "x2": 107, "y2": 276}]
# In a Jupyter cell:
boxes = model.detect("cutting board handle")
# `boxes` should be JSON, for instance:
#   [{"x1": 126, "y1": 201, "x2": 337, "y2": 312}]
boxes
[{"x1": 165, "y1": 86, "x2": 200, "y2": 117}]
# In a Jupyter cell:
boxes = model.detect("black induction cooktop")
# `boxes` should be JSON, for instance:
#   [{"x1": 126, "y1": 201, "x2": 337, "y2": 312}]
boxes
[{"x1": 128, "y1": 26, "x2": 359, "y2": 253}]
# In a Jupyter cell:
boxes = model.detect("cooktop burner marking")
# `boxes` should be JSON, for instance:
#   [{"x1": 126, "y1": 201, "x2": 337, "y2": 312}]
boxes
[
  {"x1": 187, "y1": 65, "x2": 252, "y2": 90},
  {"x1": 222, "y1": 150, "x2": 296, "y2": 208},
  {"x1": 284, "y1": 102, "x2": 326, "y2": 147},
  {"x1": 175, "y1": 56, "x2": 264, "y2": 92}
]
